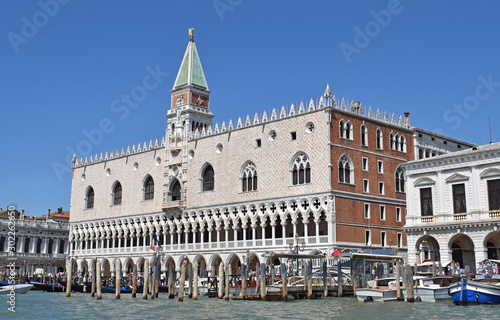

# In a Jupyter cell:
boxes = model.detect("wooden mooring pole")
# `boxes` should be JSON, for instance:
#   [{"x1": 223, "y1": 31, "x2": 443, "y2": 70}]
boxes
[
  {"x1": 404, "y1": 263, "x2": 414, "y2": 302},
  {"x1": 322, "y1": 260, "x2": 328, "y2": 298},
  {"x1": 91, "y1": 261, "x2": 96, "y2": 297},
  {"x1": 115, "y1": 259, "x2": 121, "y2": 299},
  {"x1": 143, "y1": 259, "x2": 149, "y2": 300},
  {"x1": 193, "y1": 261, "x2": 199, "y2": 300},
  {"x1": 225, "y1": 264, "x2": 230, "y2": 301},
  {"x1": 307, "y1": 261, "x2": 313, "y2": 299},
  {"x1": 168, "y1": 263, "x2": 175, "y2": 299},
  {"x1": 218, "y1": 262, "x2": 224, "y2": 299},
  {"x1": 241, "y1": 264, "x2": 247, "y2": 300},
  {"x1": 132, "y1": 264, "x2": 137, "y2": 298},
  {"x1": 96, "y1": 260, "x2": 102, "y2": 300},
  {"x1": 66, "y1": 259, "x2": 72, "y2": 297},
  {"x1": 178, "y1": 260, "x2": 187, "y2": 302},
  {"x1": 396, "y1": 261, "x2": 401, "y2": 301},
  {"x1": 260, "y1": 263, "x2": 266, "y2": 301},
  {"x1": 280, "y1": 263, "x2": 287, "y2": 301},
  {"x1": 188, "y1": 262, "x2": 193, "y2": 299},
  {"x1": 337, "y1": 260, "x2": 343, "y2": 297}
]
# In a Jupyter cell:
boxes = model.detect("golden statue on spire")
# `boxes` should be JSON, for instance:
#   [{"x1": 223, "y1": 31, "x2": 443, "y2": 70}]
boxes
[{"x1": 189, "y1": 28, "x2": 194, "y2": 37}]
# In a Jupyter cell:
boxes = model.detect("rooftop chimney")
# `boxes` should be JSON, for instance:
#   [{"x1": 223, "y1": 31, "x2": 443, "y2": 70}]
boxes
[
  {"x1": 21, "y1": 209, "x2": 24, "y2": 220},
  {"x1": 57, "y1": 207, "x2": 62, "y2": 214},
  {"x1": 404, "y1": 111, "x2": 410, "y2": 125}
]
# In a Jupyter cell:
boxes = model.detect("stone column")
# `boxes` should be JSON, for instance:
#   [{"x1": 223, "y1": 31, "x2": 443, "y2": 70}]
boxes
[
  {"x1": 315, "y1": 221, "x2": 320, "y2": 244},
  {"x1": 252, "y1": 225, "x2": 256, "y2": 247},
  {"x1": 271, "y1": 223, "x2": 276, "y2": 246},
  {"x1": 66, "y1": 259, "x2": 72, "y2": 297}
]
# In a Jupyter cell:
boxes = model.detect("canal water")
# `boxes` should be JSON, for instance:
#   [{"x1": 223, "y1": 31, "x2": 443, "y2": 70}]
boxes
[{"x1": 2, "y1": 291, "x2": 498, "y2": 319}]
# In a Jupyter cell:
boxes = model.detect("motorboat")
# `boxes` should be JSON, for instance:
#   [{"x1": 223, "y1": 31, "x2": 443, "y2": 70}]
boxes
[
  {"x1": 0, "y1": 283, "x2": 33, "y2": 294},
  {"x1": 356, "y1": 278, "x2": 403, "y2": 302},
  {"x1": 401, "y1": 275, "x2": 460, "y2": 302},
  {"x1": 449, "y1": 275, "x2": 500, "y2": 304}
]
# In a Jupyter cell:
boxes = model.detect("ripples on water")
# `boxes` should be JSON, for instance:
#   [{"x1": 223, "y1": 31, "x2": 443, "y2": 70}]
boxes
[{"x1": 1, "y1": 291, "x2": 498, "y2": 320}]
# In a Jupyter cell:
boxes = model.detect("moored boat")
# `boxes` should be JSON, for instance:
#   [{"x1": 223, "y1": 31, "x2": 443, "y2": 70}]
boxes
[
  {"x1": 449, "y1": 276, "x2": 500, "y2": 304},
  {"x1": 30, "y1": 281, "x2": 65, "y2": 292},
  {"x1": 402, "y1": 275, "x2": 460, "y2": 302},
  {"x1": 356, "y1": 278, "x2": 403, "y2": 302},
  {"x1": 0, "y1": 284, "x2": 33, "y2": 294}
]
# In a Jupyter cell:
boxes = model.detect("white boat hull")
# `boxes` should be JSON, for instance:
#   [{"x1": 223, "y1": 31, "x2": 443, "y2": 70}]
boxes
[
  {"x1": 402, "y1": 286, "x2": 450, "y2": 302},
  {"x1": 0, "y1": 284, "x2": 33, "y2": 294},
  {"x1": 356, "y1": 288, "x2": 400, "y2": 302}
]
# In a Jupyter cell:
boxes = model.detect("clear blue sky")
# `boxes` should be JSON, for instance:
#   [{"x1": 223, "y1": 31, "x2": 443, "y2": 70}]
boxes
[{"x1": 1, "y1": 1, "x2": 500, "y2": 216}]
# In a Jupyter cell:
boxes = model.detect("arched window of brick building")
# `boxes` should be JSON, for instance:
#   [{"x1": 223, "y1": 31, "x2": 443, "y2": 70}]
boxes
[{"x1": 338, "y1": 154, "x2": 354, "y2": 184}]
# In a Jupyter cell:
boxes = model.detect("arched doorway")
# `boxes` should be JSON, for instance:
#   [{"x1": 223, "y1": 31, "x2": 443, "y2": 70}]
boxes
[
  {"x1": 416, "y1": 236, "x2": 440, "y2": 263},
  {"x1": 450, "y1": 235, "x2": 476, "y2": 271},
  {"x1": 485, "y1": 232, "x2": 500, "y2": 260}
]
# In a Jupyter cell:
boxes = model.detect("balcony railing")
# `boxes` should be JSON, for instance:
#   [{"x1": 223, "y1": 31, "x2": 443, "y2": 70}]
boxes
[
  {"x1": 408, "y1": 210, "x2": 500, "y2": 226},
  {"x1": 420, "y1": 216, "x2": 436, "y2": 224},
  {"x1": 71, "y1": 235, "x2": 331, "y2": 256}
]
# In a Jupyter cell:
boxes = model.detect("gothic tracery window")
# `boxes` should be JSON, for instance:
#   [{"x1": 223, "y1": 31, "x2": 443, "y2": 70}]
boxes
[
  {"x1": 242, "y1": 162, "x2": 258, "y2": 192},
  {"x1": 292, "y1": 154, "x2": 311, "y2": 185},
  {"x1": 338, "y1": 154, "x2": 353, "y2": 184}
]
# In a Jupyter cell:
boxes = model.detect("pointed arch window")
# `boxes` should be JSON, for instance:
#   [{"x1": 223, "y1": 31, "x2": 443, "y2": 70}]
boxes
[
  {"x1": 338, "y1": 154, "x2": 353, "y2": 184},
  {"x1": 171, "y1": 180, "x2": 181, "y2": 201},
  {"x1": 242, "y1": 162, "x2": 258, "y2": 192},
  {"x1": 113, "y1": 182, "x2": 122, "y2": 205},
  {"x1": 292, "y1": 154, "x2": 311, "y2": 185},
  {"x1": 345, "y1": 121, "x2": 352, "y2": 140},
  {"x1": 144, "y1": 176, "x2": 154, "y2": 200},
  {"x1": 395, "y1": 168, "x2": 405, "y2": 193},
  {"x1": 202, "y1": 165, "x2": 214, "y2": 191},
  {"x1": 361, "y1": 124, "x2": 368, "y2": 146},
  {"x1": 339, "y1": 120, "x2": 345, "y2": 138},
  {"x1": 86, "y1": 187, "x2": 94, "y2": 209},
  {"x1": 376, "y1": 128, "x2": 383, "y2": 149},
  {"x1": 399, "y1": 135, "x2": 407, "y2": 152},
  {"x1": 390, "y1": 133, "x2": 395, "y2": 150}
]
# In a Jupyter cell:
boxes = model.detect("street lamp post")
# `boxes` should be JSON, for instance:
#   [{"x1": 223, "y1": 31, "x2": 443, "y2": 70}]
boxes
[{"x1": 288, "y1": 233, "x2": 306, "y2": 275}]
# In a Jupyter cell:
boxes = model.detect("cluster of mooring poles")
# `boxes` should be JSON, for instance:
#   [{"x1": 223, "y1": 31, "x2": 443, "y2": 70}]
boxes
[{"x1": 66, "y1": 253, "x2": 440, "y2": 302}]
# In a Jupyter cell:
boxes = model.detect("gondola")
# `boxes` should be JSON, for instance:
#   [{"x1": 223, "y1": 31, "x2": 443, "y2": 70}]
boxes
[{"x1": 30, "y1": 281, "x2": 65, "y2": 292}]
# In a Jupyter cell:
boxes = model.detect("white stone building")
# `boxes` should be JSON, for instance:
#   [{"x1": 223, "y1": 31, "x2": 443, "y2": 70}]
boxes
[
  {"x1": 402, "y1": 142, "x2": 500, "y2": 272},
  {"x1": 0, "y1": 208, "x2": 70, "y2": 277}
]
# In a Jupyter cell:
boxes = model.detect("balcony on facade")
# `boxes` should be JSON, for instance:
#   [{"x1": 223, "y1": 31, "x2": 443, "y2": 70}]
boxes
[
  {"x1": 407, "y1": 209, "x2": 500, "y2": 226},
  {"x1": 72, "y1": 234, "x2": 330, "y2": 257}
]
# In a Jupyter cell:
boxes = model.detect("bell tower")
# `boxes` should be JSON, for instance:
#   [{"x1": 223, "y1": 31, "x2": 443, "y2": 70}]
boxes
[{"x1": 163, "y1": 29, "x2": 214, "y2": 212}]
